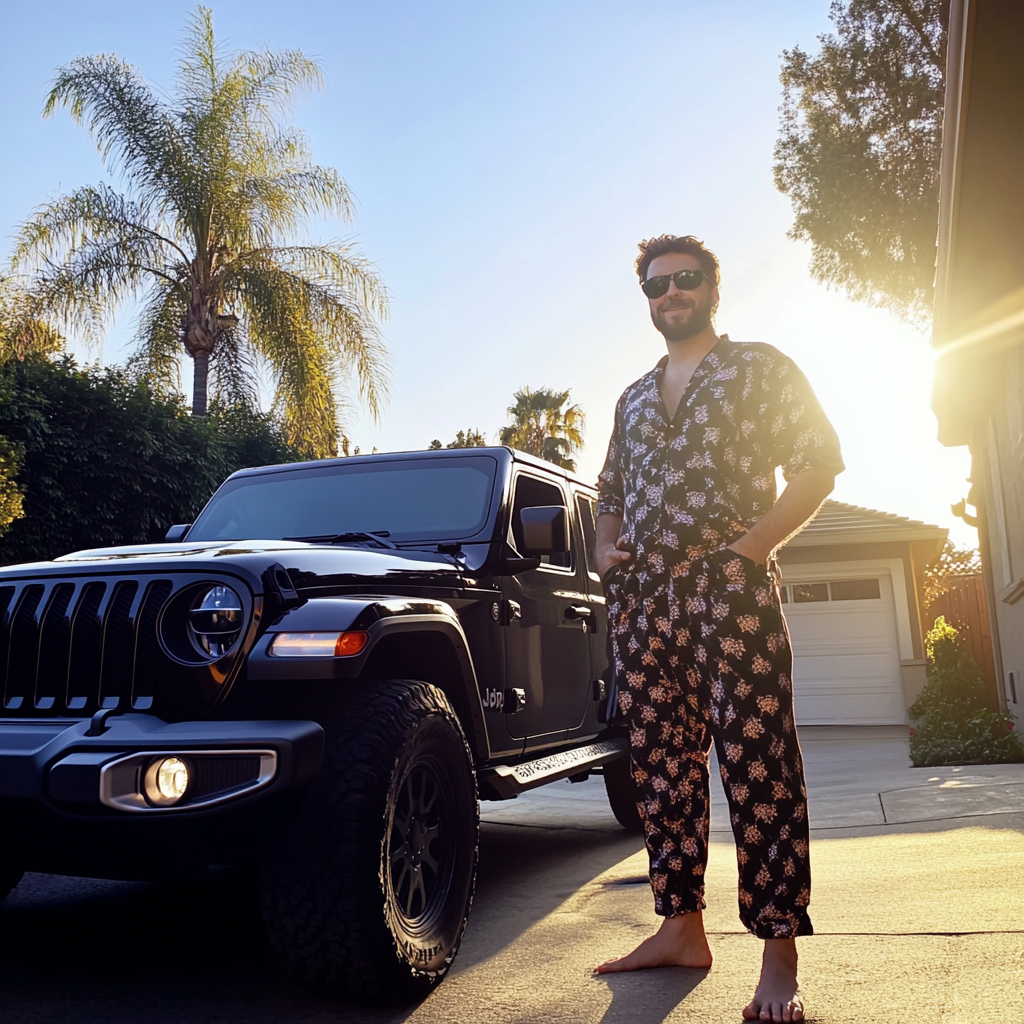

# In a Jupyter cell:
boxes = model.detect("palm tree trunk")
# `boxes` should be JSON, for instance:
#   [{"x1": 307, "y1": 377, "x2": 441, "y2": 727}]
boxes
[{"x1": 192, "y1": 350, "x2": 210, "y2": 417}]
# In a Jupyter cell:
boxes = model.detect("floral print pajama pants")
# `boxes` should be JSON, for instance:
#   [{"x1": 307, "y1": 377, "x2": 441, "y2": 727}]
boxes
[{"x1": 606, "y1": 548, "x2": 813, "y2": 939}]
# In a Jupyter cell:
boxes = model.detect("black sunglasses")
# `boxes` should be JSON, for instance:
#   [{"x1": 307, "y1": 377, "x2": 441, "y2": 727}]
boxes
[{"x1": 640, "y1": 268, "x2": 708, "y2": 299}]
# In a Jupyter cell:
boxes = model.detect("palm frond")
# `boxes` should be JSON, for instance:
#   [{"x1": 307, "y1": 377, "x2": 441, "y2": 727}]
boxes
[
  {"x1": 43, "y1": 54, "x2": 190, "y2": 215},
  {"x1": 209, "y1": 323, "x2": 259, "y2": 409},
  {"x1": 127, "y1": 280, "x2": 186, "y2": 392},
  {"x1": 232, "y1": 254, "x2": 390, "y2": 455}
]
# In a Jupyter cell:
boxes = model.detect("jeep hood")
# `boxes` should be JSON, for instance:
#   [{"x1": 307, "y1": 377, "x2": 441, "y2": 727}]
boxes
[{"x1": 0, "y1": 539, "x2": 473, "y2": 592}]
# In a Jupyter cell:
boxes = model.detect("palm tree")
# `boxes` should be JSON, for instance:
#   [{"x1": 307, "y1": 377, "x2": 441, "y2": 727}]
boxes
[
  {"x1": 499, "y1": 386, "x2": 585, "y2": 471},
  {"x1": 13, "y1": 7, "x2": 389, "y2": 458}
]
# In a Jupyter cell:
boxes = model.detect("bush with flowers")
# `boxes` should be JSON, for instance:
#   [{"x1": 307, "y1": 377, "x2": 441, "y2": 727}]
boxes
[{"x1": 908, "y1": 617, "x2": 1024, "y2": 767}]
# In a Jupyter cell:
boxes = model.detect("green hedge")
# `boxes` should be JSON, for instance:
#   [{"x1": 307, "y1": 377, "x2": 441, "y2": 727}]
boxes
[
  {"x1": 0, "y1": 356, "x2": 302, "y2": 565},
  {"x1": 909, "y1": 617, "x2": 1024, "y2": 767}
]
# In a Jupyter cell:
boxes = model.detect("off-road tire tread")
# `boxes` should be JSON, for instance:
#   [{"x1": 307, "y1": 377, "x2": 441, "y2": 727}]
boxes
[{"x1": 260, "y1": 679, "x2": 478, "y2": 1001}]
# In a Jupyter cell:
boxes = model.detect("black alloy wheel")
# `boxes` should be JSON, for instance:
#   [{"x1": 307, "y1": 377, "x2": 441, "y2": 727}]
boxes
[{"x1": 388, "y1": 757, "x2": 453, "y2": 926}]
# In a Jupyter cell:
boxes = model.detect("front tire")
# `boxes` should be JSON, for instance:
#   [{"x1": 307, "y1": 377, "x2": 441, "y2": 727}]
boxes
[
  {"x1": 603, "y1": 753, "x2": 644, "y2": 833},
  {"x1": 261, "y1": 679, "x2": 479, "y2": 1001}
]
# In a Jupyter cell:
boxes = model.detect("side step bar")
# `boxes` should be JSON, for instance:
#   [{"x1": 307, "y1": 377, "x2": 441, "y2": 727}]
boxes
[{"x1": 477, "y1": 735, "x2": 629, "y2": 801}]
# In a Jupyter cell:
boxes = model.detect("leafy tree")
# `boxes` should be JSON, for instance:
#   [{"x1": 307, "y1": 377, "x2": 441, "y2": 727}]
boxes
[
  {"x1": 13, "y1": 6, "x2": 389, "y2": 457},
  {"x1": 909, "y1": 617, "x2": 1023, "y2": 765},
  {"x1": 499, "y1": 387, "x2": 585, "y2": 471},
  {"x1": 774, "y1": 0, "x2": 948, "y2": 324},
  {"x1": 0, "y1": 277, "x2": 64, "y2": 361},
  {"x1": 923, "y1": 539, "x2": 982, "y2": 609},
  {"x1": 0, "y1": 278, "x2": 64, "y2": 540},
  {"x1": 0, "y1": 438, "x2": 25, "y2": 540},
  {"x1": 0, "y1": 355, "x2": 301, "y2": 565},
  {"x1": 428, "y1": 429, "x2": 488, "y2": 450}
]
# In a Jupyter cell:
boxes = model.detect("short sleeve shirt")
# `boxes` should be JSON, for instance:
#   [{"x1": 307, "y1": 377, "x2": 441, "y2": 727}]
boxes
[{"x1": 597, "y1": 336, "x2": 844, "y2": 573}]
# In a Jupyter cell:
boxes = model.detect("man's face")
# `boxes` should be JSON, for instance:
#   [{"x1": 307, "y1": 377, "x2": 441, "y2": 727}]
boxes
[{"x1": 645, "y1": 252, "x2": 718, "y2": 343}]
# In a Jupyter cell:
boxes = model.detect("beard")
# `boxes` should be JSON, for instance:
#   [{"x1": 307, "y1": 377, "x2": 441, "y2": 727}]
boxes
[{"x1": 651, "y1": 299, "x2": 713, "y2": 342}]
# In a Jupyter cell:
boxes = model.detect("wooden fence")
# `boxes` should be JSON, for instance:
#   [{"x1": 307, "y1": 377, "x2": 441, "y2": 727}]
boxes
[{"x1": 927, "y1": 573, "x2": 999, "y2": 701}]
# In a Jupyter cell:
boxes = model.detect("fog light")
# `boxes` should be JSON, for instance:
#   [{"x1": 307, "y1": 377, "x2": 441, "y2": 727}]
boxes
[
  {"x1": 144, "y1": 756, "x2": 190, "y2": 806},
  {"x1": 269, "y1": 630, "x2": 369, "y2": 657}
]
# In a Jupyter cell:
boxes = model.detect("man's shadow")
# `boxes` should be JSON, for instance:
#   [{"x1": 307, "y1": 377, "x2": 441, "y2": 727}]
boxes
[{"x1": 593, "y1": 966, "x2": 710, "y2": 1024}]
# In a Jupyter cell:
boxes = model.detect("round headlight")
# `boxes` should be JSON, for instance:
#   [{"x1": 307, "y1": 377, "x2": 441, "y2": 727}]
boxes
[
  {"x1": 188, "y1": 585, "x2": 243, "y2": 657},
  {"x1": 144, "y1": 756, "x2": 190, "y2": 806}
]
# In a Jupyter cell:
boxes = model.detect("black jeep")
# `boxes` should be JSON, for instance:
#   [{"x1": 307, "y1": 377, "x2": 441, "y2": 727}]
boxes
[{"x1": 0, "y1": 446, "x2": 641, "y2": 999}]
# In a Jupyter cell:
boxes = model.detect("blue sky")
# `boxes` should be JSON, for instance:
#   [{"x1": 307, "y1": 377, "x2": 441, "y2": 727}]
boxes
[{"x1": 0, "y1": 1, "x2": 974, "y2": 544}]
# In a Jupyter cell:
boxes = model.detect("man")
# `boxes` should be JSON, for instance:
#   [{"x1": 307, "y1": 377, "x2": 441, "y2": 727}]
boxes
[{"x1": 593, "y1": 235, "x2": 843, "y2": 1024}]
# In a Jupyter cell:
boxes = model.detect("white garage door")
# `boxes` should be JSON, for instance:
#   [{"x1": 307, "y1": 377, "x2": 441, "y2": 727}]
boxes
[{"x1": 781, "y1": 575, "x2": 905, "y2": 725}]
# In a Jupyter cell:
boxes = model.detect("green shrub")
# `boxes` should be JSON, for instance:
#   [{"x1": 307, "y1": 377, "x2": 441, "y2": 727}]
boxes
[
  {"x1": 0, "y1": 355, "x2": 302, "y2": 565},
  {"x1": 909, "y1": 617, "x2": 1023, "y2": 766}
]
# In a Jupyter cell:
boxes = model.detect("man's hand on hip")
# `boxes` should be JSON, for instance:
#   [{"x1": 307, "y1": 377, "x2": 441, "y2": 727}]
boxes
[
  {"x1": 596, "y1": 535, "x2": 631, "y2": 578},
  {"x1": 725, "y1": 469, "x2": 836, "y2": 567}
]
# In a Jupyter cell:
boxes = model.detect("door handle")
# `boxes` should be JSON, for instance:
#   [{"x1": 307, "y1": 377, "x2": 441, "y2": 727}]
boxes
[{"x1": 564, "y1": 605, "x2": 593, "y2": 621}]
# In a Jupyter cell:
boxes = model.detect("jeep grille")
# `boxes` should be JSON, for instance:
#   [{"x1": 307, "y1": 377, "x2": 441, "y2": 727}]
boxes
[{"x1": 0, "y1": 574, "x2": 253, "y2": 720}]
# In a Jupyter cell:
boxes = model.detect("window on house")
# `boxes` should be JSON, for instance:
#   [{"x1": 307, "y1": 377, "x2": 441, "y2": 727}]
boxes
[{"x1": 792, "y1": 583, "x2": 829, "y2": 603}]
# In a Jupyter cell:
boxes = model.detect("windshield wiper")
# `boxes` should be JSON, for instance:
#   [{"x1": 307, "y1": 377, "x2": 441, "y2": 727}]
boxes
[{"x1": 284, "y1": 530, "x2": 398, "y2": 549}]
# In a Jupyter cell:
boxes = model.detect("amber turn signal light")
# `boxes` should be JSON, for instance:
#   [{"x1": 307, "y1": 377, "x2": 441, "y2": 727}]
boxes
[
  {"x1": 334, "y1": 630, "x2": 368, "y2": 656},
  {"x1": 269, "y1": 630, "x2": 369, "y2": 658}
]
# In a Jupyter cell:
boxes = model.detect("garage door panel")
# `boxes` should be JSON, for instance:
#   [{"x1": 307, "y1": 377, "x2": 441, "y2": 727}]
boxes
[
  {"x1": 794, "y1": 652, "x2": 898, "y2": 684},
  {"x1": 782, "y1": 574, "x2": 905, "y2": 726},
  {"x1": 795, "y1": 691, "x2": 905, "y2": 725},
  {"x1": 786, "y1": 608, "x2": 894, "y2": 643}
]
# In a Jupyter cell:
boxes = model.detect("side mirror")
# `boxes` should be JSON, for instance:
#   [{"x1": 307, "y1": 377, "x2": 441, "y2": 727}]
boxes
[
  {"x1": 165, "y1": 523, "x2": 192, "y2": 542},
  {"x1": 516, "y1": 505, "x2": 568, "y2": 555}
]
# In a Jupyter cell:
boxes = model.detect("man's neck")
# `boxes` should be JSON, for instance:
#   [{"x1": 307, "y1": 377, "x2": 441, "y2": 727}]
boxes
[{"x1": 664, "y1": 324, "x2": 720, "y2": 369}]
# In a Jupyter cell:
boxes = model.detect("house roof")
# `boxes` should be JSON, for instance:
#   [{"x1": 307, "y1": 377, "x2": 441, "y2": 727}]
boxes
[{"x1": 785, "y1": 500, "x2": 948, "y2": 552}]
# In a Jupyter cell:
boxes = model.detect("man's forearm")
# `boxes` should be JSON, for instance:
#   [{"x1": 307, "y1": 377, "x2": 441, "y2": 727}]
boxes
[
  {"x1": 595, "y1": 512, "x2": 631, "y2": 576},
  {"x1": 597, "y1": 512, "x2": 624, "y2": 550},
  {"x1": 728, "y1": 470, "x2": 835, "y2": 565}
]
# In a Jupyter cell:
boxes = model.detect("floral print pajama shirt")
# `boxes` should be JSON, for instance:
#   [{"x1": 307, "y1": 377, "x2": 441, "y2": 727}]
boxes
[{"x1": 597, "y1": 335, "x2": 844, "y2": 939}]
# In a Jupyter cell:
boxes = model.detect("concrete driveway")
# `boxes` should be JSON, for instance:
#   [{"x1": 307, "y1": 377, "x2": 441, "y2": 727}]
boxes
[{"x1": 2, "y1": 726, "x2": 1022, "y2": 1023}]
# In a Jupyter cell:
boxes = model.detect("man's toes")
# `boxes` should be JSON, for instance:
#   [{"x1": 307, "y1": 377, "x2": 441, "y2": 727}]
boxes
[{"x1": 742, "y1": 1001, "x2": 760, "y2": 1020}]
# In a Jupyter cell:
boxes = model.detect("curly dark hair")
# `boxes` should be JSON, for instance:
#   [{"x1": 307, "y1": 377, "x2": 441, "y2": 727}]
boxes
[{"x1": 635, "y1": 234, "x2": 721, "y2": 286}]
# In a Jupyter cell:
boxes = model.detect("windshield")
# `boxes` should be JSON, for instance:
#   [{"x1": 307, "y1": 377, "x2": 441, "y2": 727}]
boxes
[{"x1": 188, "y1": 456, "x2": 499, "y2": 544}]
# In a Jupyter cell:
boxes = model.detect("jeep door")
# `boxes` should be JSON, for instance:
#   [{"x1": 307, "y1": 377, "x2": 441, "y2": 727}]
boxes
[{"x1": 501, "y1": 472, "x2": 593, "y2": 747}]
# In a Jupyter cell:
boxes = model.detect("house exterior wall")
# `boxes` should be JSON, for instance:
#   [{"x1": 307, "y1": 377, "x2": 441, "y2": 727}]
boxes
[
  {"x1": 975, "y1": 384, "x2": 1024, "y2": 712},
  {"x1": 932, "y1": 0, "x2": 1024, "y2": 718}
]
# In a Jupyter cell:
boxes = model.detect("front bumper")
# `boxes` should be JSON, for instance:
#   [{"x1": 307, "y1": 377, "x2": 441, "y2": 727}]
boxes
[{"x1": 0, "y1": 714, "x2": 323, "y2": 878}]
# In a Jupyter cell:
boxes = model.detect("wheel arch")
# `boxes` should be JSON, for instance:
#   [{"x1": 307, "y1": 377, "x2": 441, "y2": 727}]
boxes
[{"x1": 358, "y1": 624, "x2": 489, "y2": 759}]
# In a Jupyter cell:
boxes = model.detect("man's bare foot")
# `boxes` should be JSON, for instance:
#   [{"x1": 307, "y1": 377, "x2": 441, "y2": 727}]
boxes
[
  {"x1": 742, "y1": 938, "x2": 804, "y2": 1022},
  {"x1": 594, "y1": 911, "x2": 713, "y2": 974}
]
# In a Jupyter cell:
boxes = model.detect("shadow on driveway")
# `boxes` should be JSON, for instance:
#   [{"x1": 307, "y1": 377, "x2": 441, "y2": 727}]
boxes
[{"x1": 0, "y1": 817, "x2": 644, "y2": 1024}]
